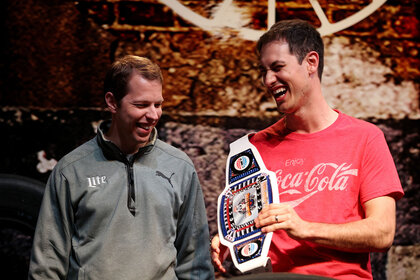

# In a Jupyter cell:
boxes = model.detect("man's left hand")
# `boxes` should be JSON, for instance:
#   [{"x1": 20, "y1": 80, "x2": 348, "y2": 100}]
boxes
[{"x1": 254, "y1": 203, "x2": 309, "y2": 240}]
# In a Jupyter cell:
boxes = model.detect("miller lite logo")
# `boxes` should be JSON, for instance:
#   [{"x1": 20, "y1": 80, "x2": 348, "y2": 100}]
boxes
[{"x1": 87, "y1": 176, "x2": 107, "y2": 188}]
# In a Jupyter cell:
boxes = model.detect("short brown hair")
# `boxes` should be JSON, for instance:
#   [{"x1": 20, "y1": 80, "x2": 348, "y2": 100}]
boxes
[
  {"x1": 257, "y1": 19, "x2": 324, "y2": 80},
  {"x1": 104, "y1": 55, "x2": 163, "y2": 103}
]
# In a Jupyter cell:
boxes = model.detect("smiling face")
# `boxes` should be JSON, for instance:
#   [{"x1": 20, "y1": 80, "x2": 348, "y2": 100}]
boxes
[
  {"x1": 260, "y1": 41, "x2": 313, "y2": 115},
  {"x1": 106, "y1": 73, "x2": 163, "y2": 154}
]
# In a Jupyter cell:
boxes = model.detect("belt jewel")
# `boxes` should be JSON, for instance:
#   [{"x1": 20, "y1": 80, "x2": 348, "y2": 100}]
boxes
[{"x1": 217, "y1": 134, "x2": 279, "y2": 273}]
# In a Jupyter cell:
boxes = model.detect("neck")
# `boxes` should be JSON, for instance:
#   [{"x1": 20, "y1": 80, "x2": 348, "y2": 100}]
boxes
[
  {"x1": 104, "y1": 124, "x2": 146, "y2": 155},
  {"x1": 284, "y1": 98, "x2": 338, "y2": 134}
]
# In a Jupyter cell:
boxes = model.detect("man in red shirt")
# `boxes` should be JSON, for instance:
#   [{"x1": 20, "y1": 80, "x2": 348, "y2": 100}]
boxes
[{"x1": 211, "y1": 19, "x2": 403, "y2": 279}]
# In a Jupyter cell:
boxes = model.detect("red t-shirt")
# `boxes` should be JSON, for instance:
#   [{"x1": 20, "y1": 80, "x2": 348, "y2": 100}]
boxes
[{"x1": 250, "y1": 111, "x2": 404, "y2": 279}]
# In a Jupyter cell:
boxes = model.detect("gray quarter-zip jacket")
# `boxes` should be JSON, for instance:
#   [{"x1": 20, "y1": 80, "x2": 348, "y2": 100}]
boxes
[{"x1": 29, "y1": 121, "x2": 214, "y2": 280}]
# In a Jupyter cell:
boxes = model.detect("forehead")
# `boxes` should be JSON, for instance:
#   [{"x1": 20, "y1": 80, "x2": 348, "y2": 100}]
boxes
[
  {"x1": 125, "y1": 74, "x2": 163, "y2": 100},
  {"x1": 128, "y1": 73, "x2": 162, "y2": 87},
  {"x1": 259, "y1": 41, "x2": 293, "y2": 65}
]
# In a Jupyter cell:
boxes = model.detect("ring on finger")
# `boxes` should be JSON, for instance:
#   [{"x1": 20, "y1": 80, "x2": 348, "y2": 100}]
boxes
[{"x1": 275, "y1": 215, "x2": 279, "y2": 223}]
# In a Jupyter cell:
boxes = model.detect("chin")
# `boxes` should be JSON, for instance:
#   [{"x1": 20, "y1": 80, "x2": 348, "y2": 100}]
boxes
[
  {"x1": 135, "y1": 134, "x2": 151, "y2": 144},
  {"x1": 276, "y1": 106, "x2": 287, "y2": 114}
]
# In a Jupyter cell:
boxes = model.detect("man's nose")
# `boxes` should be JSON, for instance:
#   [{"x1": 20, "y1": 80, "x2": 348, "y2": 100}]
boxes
[
  {"x1": 263, "y1": 70, "x2": 276, "y2": 86},
  {"x1": 146, "y1": 106, "x2": 160, "y2": 120}
]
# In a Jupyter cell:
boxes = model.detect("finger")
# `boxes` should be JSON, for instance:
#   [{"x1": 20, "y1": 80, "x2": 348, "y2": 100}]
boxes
[
  {"x1": 216, "y1": 264, "x2": 227, "y2": 273},
  {"x1": 259, "y1": 204, "x2": 294, "y2": 221},
  {"x1": 211, "y1": 251, "x2": 227, "y2": 273},
  {"x1": 210, "y1": 235, "x2": 221, "y2": 253},
  {"x1": 211, "y1": 234, "x2": 220, "y2": 244},
  {"x1": 215, "y1": 259, "x2": 227, "y2": 273},
  {"x1": 270, "y1": 213, "x2": 290, "y2": 224},
  {"x1": 257, "y1": 208, "x2": 278, "y2": 221},
  {"x1": 255, "y1": 210, "x2": 272, "y2": 227},
  {"x1": 210, "y1": 249, "x2": 220, "y2": 264},
  {"x1": 211, "y1": 244, "x2": 220, "y2": 254},
  {"x1": 259, "y1": 203, "x2": 284, "y2": 213},
  {"x1": 256, "y1": 212, "x2": 290, "y2": 229},
  {"x1": 260, "y1": 222, "x2": 281, "y2": 233},
  {"x1": 210, "y1": 235, "x2": 228, "y2": 273},
  {"x1": 260, "y1": 204, "x2": 289, "y2": 216}
]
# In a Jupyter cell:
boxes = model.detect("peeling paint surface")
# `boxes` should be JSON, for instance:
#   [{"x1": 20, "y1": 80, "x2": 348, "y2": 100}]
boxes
[{"x1": 323, "y1": 37, "x2": 419, "y2": 119}]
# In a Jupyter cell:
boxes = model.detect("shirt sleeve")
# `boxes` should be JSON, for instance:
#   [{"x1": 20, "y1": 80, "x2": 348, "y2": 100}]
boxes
[
  {"x1": 174, "y1": 170, "x2": 215, "y2": 280},
  {"x1": 359, "y1": 129, "x2": 404, "y2": 204},
  {"x1": 28, "y1": 167, "x2": 74, "y2": 279}
]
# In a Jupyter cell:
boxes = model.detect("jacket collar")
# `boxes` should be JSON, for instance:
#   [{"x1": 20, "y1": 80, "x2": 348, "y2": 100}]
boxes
[{"x1": 96, "y1": 120, "x2": 156, "y2": 162}]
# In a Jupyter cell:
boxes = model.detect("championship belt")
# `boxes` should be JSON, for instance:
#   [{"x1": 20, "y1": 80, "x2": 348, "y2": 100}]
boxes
[{"x1": 217, "y1": 134, "x2": 279, "y2": 273}]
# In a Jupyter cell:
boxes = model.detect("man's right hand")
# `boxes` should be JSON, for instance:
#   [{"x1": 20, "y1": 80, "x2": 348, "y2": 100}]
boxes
[{"x1": 210, "y1": 234, "x2": 229, "y2": 273}]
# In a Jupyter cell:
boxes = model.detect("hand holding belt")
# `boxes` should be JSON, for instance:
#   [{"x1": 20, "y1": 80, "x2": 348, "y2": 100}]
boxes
[{"x1": 217, "y1": 134, "x2": 279, "y2": 273}]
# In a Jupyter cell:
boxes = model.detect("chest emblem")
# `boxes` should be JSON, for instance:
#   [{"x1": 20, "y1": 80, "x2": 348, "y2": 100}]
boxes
[
  {"x1": 156, "y1": 171, "x2": 175, "y2": 188},
  {"x1": 87, "y1": 176, "x2": 107, "y2": 188}
]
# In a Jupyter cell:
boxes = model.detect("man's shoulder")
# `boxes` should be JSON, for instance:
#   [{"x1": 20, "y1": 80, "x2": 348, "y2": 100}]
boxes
[
  {"x1": 251, "y1": 117, "x2": 287, "y2": 143},
  {"x1": 154, "y1": 139, "x2": 194, "y2": 166},
  {"x1": 339, "y1": 113, "x2": 383, "y2": 135},
  {"x1": 55, "y1": 137, "x2": 100, "y2": 170}
]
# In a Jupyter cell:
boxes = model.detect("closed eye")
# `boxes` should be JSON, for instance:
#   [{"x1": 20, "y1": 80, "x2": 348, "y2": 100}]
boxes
[
  {"x1": 133, "y1": 101, "x2": 163, "y2": 108},
  {"x1": 272, "y1": 65, "x2": 283, "y2": 72},
  {"x1": 155, "y1": 103, "x2": 162, "y2": 108},
  {"x1": 258, "y1": 66, "x2": 267, "y2": 79}
]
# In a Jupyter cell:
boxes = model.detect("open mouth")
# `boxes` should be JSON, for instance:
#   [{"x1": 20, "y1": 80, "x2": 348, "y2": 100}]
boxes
[
  {"x1": 272, "y1": 87, "x2": 287, "y2": 99},
  {"x1": 136, "y1": 123, "x2": 152, "y2": 132}
]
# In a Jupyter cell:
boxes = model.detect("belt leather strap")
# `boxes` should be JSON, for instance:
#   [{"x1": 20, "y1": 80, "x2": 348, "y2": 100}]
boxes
[{"x1": 217, "y1": 134, "x2": 279, "y2": 273}]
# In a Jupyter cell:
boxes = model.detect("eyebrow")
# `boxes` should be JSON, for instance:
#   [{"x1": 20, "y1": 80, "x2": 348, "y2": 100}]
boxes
[
  {"x1": 269, "y1": 60, "x2": 285, "y2": 68},
  {"x1": 259, "y1": 60, "x2": 285, "y2": 70},
  {"x1": 131, "y1": 98, "x2": 164, "y2": 104}
]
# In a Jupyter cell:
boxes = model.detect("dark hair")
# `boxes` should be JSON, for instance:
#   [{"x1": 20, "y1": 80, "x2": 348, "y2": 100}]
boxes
[
  {"x1": 104, "y1": 55, "x2": 163, "y2": 103},
  {"x1": 257, "y1": 19, "x2": 324, "y2": 80}
]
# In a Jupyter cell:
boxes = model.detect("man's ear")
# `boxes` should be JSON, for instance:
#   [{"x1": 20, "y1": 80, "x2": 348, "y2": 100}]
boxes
[
  {"x1": 105, "y1": 92, "x2": 118, "y2": 113},
  {"x1": 306, "y1": 51, "x2": 319, "y2": 77}
]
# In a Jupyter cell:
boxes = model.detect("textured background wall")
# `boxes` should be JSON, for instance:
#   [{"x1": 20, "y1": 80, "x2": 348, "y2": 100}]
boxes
[{"x1": 0, "y1": 0, "x2": 418, "y2": 279}]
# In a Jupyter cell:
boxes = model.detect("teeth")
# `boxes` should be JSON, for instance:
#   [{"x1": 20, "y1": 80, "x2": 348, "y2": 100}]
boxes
[
  {"x1": 137, "y1": 124, "x2": 151, "y2": 130},
  {"x1": 274, "y1": 88, "x2": 287, "y2": 95}
]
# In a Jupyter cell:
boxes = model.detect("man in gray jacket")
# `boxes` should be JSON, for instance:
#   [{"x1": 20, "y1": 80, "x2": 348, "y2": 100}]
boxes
[{"x1": 29, "y1": 55, "x2": 214, "y2": 280}]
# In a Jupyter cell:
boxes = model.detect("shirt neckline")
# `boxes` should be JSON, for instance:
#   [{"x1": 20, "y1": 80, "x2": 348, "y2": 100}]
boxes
[{"x1": 284, "y1": 110, "x2": 343, "y2": 140}]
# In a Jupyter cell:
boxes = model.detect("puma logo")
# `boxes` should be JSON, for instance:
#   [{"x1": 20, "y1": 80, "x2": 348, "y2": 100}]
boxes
[{"x1": 156, "y1": 171, "x2": 175, "y2": 188}]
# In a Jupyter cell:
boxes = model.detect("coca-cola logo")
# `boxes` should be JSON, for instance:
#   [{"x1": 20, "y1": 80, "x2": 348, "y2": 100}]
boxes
[{"x1": 276, "y1": 162, "x2": 358, "y2": 207}]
